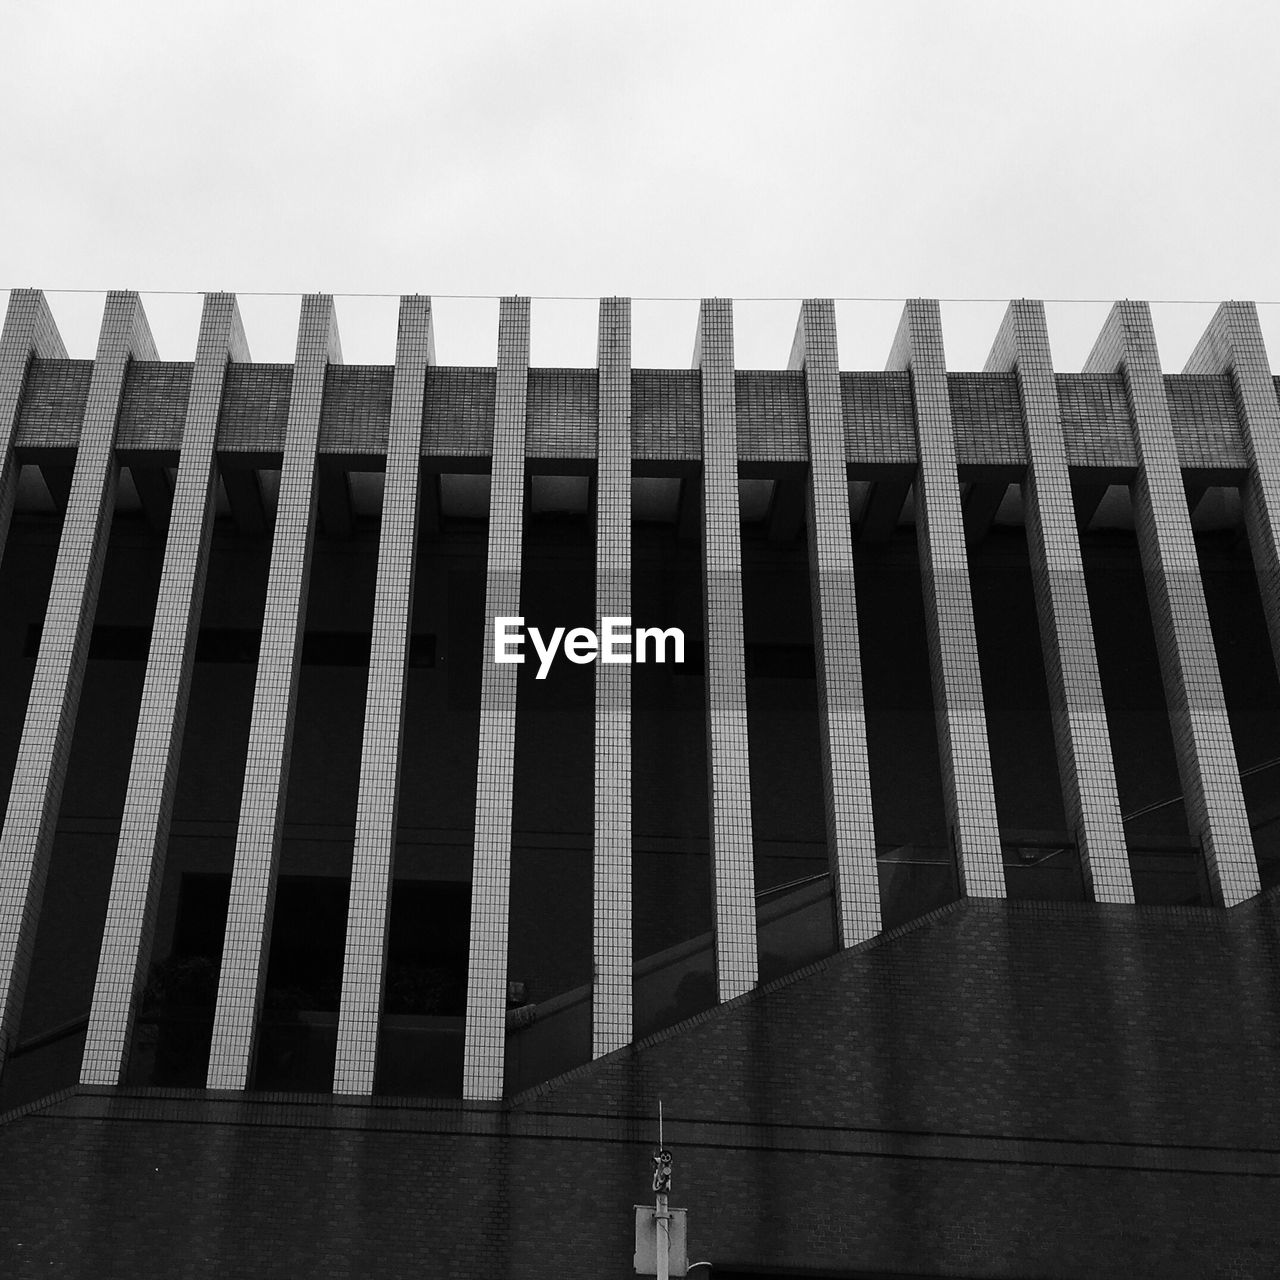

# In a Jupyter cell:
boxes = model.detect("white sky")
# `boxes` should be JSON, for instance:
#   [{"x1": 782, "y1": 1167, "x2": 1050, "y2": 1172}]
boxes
[{"x1": 3, "y1": 0, "x2": 1280, "y2": 372}]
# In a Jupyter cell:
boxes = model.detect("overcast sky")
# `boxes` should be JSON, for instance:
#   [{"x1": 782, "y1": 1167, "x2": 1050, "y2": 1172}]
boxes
[{"x1": 3, "y1": 0, "x2": 1279, "y2": 373}]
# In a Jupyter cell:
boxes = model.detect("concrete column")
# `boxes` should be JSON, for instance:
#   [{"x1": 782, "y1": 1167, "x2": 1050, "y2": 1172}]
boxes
[
  {"x1": 462, "y1": 297, "x2": 529, "y2": 1101},
  {"x1": 888, "y1": 300, "x2": 1005, "y2": 897},
  {"x1": 986, "y1": 301, "x2": 1134, "y2": 903},
  {"x1": 206, "y1": 295, "x2": 341, "y2": 1089},
  {"x1": 0, "y1": 291, "x2": 156, "y2": 1072},
  {"x1": 0, "y1": 290, "x2": 67, "y2": 566},
  {"x1": 1084, "y1": 301, "x2": 1258, "y2": 905},
  {"x1": 695, "y1": 298, "x2": 758, "y2": 1001},
  {"x1": 1186, "y1": 303, "x2": 1280, "y2": 719},
  {"x1": 333, "y1": 297, "x2": 434, "y2": 1095},
  {"x1": 789, "y1": 299, "x2": 880, "y2": 945},
  {"x1": 81, "y1": 294, "x2": 250, "y2": 1085},
  {"x1": 592, "y1": 297, "x2": 632, "y2": 1056}
]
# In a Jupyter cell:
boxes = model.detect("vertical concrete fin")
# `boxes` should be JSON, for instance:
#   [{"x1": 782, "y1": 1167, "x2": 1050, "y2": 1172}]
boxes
[
  {"x1": 1084, "y1": 301, "x2": 1258, "y2": 906},
  {"x1": 0, "y1": 291, "x2": 154, "y2": 1071},
  {"x1": 0, "y1": 290, "x2": 67, "y2": 565},
  {"x1": 81, "y1": 293, "x2": 249, "y2": 1085},
  {"x1": 791, "y1": 299, "x2": 881, "y2": 945},
  {"x1": 333, "y1": 296, "x2": 433, "y2": 1095},
  {"x1": 206, "y1": 295, "x2": 341, "y2": 1090},
  {"x1": 986, "y1": 300, "x2": 1133, "y2": 904},
  {"x1": 695, "y1": 298, "x2": 759, "y2": 1001},
  {"x1": 888, "y1": 299, "x2": 1006, "y2": 898},
  {"x1": 462, "y1": 296, "x2": 530, "y2": 1100},
  {"x1": 592, "y1": 297, "x2": 633, "y2": 1057},
  {"x1": 1186, "y1": 303, "x2": 1280, "y2": 762}
]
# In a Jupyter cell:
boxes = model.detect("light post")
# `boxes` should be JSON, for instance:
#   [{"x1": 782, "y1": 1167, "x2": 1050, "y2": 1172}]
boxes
[
  {"x1": 652, "y1": 1144, "x2": 673, "y2": 1280},
  {"x1": 633, "y1": 1104, "x2": 695, "y2": 1276}
]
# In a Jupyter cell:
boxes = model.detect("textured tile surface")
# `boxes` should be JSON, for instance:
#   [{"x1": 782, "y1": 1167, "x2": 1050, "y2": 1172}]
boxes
[
  {"x1": 592, "y1": 298, "x2": 633, "y2": 1056},
  {"x1": 0, "y1": 292, "x2": 155, "y2": 1071},
  {"x1": 695, "y1": 299, "x2": 759, "y2": 998},
  {"x1": 207, "y1": 296, "x2": 342, "y2": 1089},
  {"x1": 333, "y1": 298, "x2": 434, "y2": 1095},
  {"x1": 81, "y1": 294, "x2": 249, "y2": 1085},
  {"x1": 790, "y1": 299, "x2": 880, "y2": 944},
  {"x1": 986, "y1": 301, "x2": 1133, "y2": 903},
  {"x1": 1085, "y1": 302, "x2": 1258, "y2": 906},
  {"x1": 888, "y1": 300, "x2": 1005, "y2": 897},
  {"x1": 462, "y1": 298, "x2": 530, "y2": 1100}
]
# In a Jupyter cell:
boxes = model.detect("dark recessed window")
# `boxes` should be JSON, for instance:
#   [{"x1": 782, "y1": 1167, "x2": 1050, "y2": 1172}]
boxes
[{"x1": 24, "y1": 622, "x2": 436, "y2": 668}]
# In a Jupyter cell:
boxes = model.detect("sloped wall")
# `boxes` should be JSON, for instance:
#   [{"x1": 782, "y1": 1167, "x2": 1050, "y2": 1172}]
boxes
[{"x1": 3, "y1": 894, "x2": 1280, "y2": 1278}]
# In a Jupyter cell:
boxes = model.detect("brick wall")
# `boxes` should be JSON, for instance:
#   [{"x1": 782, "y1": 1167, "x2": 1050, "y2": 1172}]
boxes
[{"x1": 4, "y1": 892, "x2": 1280, "y2": 1277}]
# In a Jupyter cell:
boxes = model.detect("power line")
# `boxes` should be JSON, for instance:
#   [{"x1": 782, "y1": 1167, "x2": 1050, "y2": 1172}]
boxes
[{"x1": 4, "y1": 287, "x2": 1280, "y2": 306}]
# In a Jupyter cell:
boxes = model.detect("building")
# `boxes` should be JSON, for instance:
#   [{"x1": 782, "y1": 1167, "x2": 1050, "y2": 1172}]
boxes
[{"x1": 1, "y1": 288, "x2": 1279, "y2": 1277}]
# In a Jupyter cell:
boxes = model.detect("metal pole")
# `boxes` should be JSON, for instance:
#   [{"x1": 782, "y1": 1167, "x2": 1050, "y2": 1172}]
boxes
[
  {"x1": 655, "y1": 1101, "x2": 669, "y2": 1280},
  {"x1": 656, "y1": 1190, "x2": 670, "y2": 1280}
]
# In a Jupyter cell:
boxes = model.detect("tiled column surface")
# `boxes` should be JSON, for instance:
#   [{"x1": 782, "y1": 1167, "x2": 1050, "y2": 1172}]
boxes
[
  {"x1": 1186, "y1": 303, "x2": 1280, "y2": 706},
  {"x1": 888, "y1": 300, "x2": 1006, "y2": 897},
  {"x1": 0, "y1": 292, "x2": 156, "y2": 1072},
  {"x1": 986, "y1": 301, "x2": 1134, "y2": 904},
  {"x1": 81, "y1": 295, "x2": 250, "y2": 1085},
  {"x1": 695, "y1": 298, "x2": 759, "y2": 1001},
  {"x1": 1084, "y1": 302, "x2": 1259, "y2": 906},
  {"x1": 206, "y1": 296, "x2": 342, "y2": 1089},
  {"x1": 333, "y1": 297, "x2": 434, "y2": 1095},
  {"x1": 462, "y1": 297, "x2": 530, "y2": 1100},
  {"x1": 0, "y1": 290, "x2": 67, "y2": 565},
  {"x1": 788, "y1": 299, "x2": 880, "y2": 946},
  {"x1": 593, "y1": 296, "x2": 632, "y2": 1056}
]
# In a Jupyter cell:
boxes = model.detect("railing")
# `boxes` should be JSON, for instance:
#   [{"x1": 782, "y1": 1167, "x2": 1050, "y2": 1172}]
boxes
[
  {"x1": 876, "y1": 845, "x2": 959, "y2": 929},
  {"x1": 7, "y1": 1012, "x2": 88, "y2": 1059},
  {"x1": 503, "y1": 874, "x2": 838, "y2": 1094}
]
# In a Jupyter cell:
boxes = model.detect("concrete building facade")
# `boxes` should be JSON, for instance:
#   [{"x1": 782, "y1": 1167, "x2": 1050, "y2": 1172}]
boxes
[{"x1": 2, "y1": 290, "x2": 1280, "y2": 1277}]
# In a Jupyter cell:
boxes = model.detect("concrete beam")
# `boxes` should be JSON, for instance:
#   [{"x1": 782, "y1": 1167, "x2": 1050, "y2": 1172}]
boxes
[
  {"x1": 462, "y1": 297, "x2": 531, "y2": 1101},
  {"x1": 207, "y1": 295, "x2": 342, "y2": 1089},
  {"x1": 334, "y1": 296, "x2": 433, "y2": 1095},
  {"x1": 0, "y1": 292, "x2": 155, "y2": 1076},
  {"x1": 888, "y1": 300, "x2": 1005, "y2": 899},
  {"x1": 695, "y1": 297, "x2": 759, "y2": 1000},
  {"x1": 80, "y1": 293, "x2": 248, "y2": 1085},
  {"x1": 791, "y1": 299, "x2": 880, "y2": 946},
  {"x1": 987, "y1": 300, "x2": 1133, "y2": 904},
  {"x1": 592, "y1": 297, "x2": 633, "y2": 1057},
  {"x1": 1085, "y1": 301, "x2": 1257, "y2": 906}
]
